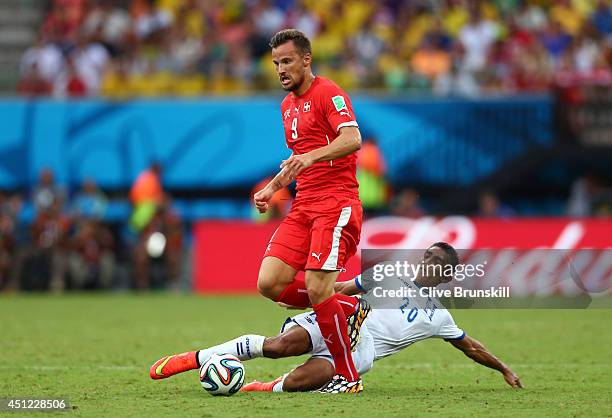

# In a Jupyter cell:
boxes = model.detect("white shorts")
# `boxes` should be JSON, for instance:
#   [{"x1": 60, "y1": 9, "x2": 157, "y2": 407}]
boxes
[{"x1": 280, "y1": 311, "x2": 375, "y2": 376}]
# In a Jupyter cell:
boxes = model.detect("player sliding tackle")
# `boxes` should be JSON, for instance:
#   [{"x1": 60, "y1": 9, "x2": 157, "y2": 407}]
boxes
[
  {"x1": 251, "y1": 29, "x2": 369, "y2": 393},
  {"x1": 149, "y1": 243, "x2": 522, "y2": 392}
]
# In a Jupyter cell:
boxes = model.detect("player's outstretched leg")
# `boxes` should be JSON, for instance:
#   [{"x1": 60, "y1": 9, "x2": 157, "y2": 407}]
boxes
[
  {"x1": 150, "y1": 335, "x2": 266, "y2": 380},
  {"x1": 150, "y1": 351, "x2": 198, "y2": 380}
]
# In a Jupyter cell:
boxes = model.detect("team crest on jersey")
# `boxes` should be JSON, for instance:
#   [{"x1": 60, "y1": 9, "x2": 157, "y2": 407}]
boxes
[
  {"x1": 303, "y1": 101, "x2": 311, "y2": 112},
  {"x1": 332, "y1": 95, "x2": 347, "y2": 112},
  {"x1": 284, "y1": 108, "x2": 291, "y2": 119}
]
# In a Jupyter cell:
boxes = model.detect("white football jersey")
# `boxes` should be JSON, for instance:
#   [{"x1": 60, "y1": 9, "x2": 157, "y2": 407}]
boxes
[{"x1": 355, "y1": 274, "x2": 465, "y2": 360}]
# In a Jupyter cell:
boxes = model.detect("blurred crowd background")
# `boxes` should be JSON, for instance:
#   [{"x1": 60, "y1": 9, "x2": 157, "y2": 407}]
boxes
[
  {"x1": 1, "y1": 0, "x2": 610, "y2": 292},
  {"x1": 0, "y1": 164, "x2": 184, "y2": 292},
  {"x1": 14, "y1": 0, "x2": 612, "y2": 97}
]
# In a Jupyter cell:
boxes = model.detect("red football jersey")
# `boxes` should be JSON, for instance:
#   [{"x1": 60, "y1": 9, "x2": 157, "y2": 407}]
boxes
[{"x1": 280, "y1": 76, "x2": 360, "y2": 199}]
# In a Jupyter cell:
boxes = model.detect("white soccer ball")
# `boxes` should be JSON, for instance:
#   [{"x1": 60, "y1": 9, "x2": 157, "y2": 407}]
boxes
[{"x1": 199, "y1": 354, "x2": 245, "y2": 396}]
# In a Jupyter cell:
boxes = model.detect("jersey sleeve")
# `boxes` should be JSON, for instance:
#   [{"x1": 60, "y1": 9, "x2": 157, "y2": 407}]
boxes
[
  {"x1": 320, "y1": 84, "x2": 358, "y2": 133},
  {"x1": 354, "y1": 273, "x2": 376, "y2": 293},
  {"x1": 436, "y1": 312, "x2": 466, "y2": 341}
]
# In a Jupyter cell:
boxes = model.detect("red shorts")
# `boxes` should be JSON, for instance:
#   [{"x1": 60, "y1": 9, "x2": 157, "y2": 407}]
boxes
[{"x1": 264, "y1": 195, "x2": 362, "y2": 271}]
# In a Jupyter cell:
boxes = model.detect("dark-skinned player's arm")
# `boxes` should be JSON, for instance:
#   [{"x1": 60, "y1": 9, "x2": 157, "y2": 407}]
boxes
[
  {"x1": 253, "y1": 163, "x2": 294, "y2": 214},
  {"x1": 449, "y1": 335, "x2": 523, "y2": 388},
  {"x1": 281, "y1": 126, "x2": 362, "y2": 179},
  {"x1": 334, "y1": 278, "x2": 362, "y2": 296}
]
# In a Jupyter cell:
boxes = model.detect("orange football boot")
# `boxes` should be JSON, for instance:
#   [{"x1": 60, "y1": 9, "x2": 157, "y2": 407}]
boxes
[
  {"x1": 241, "y1": 376, "x2": 283, "y2": 392},
  {"x1": 150, "y1": 351, "x2": 198, "y2": 380}
]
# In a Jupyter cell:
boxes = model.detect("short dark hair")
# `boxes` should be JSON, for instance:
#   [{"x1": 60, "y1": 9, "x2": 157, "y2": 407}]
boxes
[
  {"x1": 429, "y1": 242, "x2": 459, "y2": 269},
  {"x1": 269, "y1": 29, "x2": 312, "y2": 55}
]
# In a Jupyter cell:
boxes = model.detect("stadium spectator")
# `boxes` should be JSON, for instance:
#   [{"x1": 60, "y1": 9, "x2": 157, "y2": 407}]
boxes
[
  {"x1": 391, "y1": 188, "x2": 426, "y2": 218},
  {"x1": 284, "y1": 1, "x2": 320, "y2": 38},
  {"x1": 130, "y1": 162, "x2": 164, "y2": 231},
  {"x1": 17, "y1": 200, "x2": 70, "y2": 291},
  {"x1": 572, "y1": 35, "x2": 601, "y2": 74},
  {"x1": 434, "y1": 54, "x2": 480, "y2": 97},
  {"x1": 458, "y1": 7, "x2": 499, "y2": 73},
  {"x1": 550, "y1": 0, "x2": 584, "y2": 36},
  {"x1": 15, "y1": 0, "x2": 612, "y2": 97},
  {"x1": 540, "y1": 21, "x2": 573, "y2": 63},
  {"x1": 19, "y1": 34, "x2": 64, "y2": 85},
  {"x1": 350, "y1": 16, "x2": 385, "y2": 71},
  {"x1": 478, "y1": 190, "x2": 515, "y2": 217},
  {"x1": 81, "y1": 0, "x2": 133, "y2": 56},
  {"x1": 515, "y1": 1, "x2": 548, "y2": 32},
  {"x1": 132, "y1": 0, "x2": 173, "y2": 42},
  {"x1": 133, "y1": 196, "x2": 183, "y2": 289},
  {"x1": 42, "y1": 0, "x2": 88, "y2": 47},
  {"x1": 72, "y1": 178, "x2": 108, "y2": 220},
  {"x1": 0, "y1": 193, "x2": 22, "y2": 290},
  {"x1": 68, "y1": 219, "x2": 116, "y2": 289},
  {"x1": 357, "y1": 138, "x2": 388, "y2": 214},
  {"x1": 16, "y1": 63, "x2": 53, "y2": 97},
  {"x1": 252, "y1": 0, "x2": 285, "y2": 38},
  {"x1": 64, "y1": 34, "x2": 111, "y2": 95},
  {"x1": 591, "y1": 0, "x2": 612, "y2": 36},
  {"x1": 567, "y1": 174, "x2": 612, "y2": 217},
  {"x1": 511, "y1": 39, "x2": 553, "y2": 92},
  {"x1": 411, "y1": 36, "x2": 452, "y2": 81},
  {"x1": 33, "y1": 168, "x2": 65, "y2": 215},
  {"x1": 54, "y1": 57, "x2": 88, "y2": 97}
]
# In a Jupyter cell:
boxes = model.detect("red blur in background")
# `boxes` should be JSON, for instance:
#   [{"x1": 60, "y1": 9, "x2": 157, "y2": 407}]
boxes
[{"x1": 193, "y1": 217, "x2": 612, "y2": 293}]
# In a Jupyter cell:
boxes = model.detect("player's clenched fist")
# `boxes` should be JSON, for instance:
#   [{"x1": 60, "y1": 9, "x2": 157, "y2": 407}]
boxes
[
  {"x1": 253, "y1": 187, "x2": 274, "y2": 213},
  {"x1": 280, "y1": 154, "x2": 314, "y2": 179}
]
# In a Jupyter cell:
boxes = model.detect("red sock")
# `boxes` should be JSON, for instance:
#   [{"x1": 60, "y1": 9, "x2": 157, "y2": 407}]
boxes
[
  {"x1": 334, "y1": 294, "x2": 359, "y2": 317},
  {"x1": 276, "y1": 279, "x2": 358, "y2": 315},
  {"x1": 312, "y1": 296, "x2": 358, "y2": 381},
  {"x1": 275, "y1": 279, "x2": 311, "y2": 308}
]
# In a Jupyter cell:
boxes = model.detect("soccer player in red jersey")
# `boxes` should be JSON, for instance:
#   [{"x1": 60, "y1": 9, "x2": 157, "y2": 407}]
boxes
[{"x1": 252, "y1": 29, "x2": 368, "y2": 393}]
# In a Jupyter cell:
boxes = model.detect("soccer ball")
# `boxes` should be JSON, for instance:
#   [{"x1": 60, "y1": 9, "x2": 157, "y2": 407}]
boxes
[{"x1": 199, "y1": 354, "x2": 245, "y2": 396}]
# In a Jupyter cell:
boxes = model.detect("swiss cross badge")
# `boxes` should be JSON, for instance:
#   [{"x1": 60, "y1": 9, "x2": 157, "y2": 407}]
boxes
[{"x1": 303, "y1": 101, "x2": 311, "y2": 112}]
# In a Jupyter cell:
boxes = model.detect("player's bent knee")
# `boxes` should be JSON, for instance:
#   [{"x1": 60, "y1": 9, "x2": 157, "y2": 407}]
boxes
[
  {"x1": 262, "y1": 337, "x2": 281, "y2": 358},
  {"x1": 305, "y1": 270, "x2": 337, "y2": 305},
  {"x1": 256, "y1": 275, "x2": 280, "y2": 300}
]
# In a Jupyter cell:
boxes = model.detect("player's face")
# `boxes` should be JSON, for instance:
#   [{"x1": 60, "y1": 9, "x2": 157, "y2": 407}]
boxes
[
  {"x1": 423, "y1": 246, "x2": 452, "y2": 284},
  {"x1": 271, "y1": 41, "x2": 311, "y2": 91}
]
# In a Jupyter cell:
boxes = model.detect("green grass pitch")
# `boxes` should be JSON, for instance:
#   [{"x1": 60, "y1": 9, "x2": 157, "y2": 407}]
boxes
[{"x1": 1, "y1": 294, "x2": 611, "y2": 417}]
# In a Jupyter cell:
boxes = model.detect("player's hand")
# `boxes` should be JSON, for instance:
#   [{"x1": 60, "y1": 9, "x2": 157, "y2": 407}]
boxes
[
  {"x1": 281, "y1": 153, "x2": 314, "y2": 179},
  {"x1": 503, "y1": 370, "x2": 523, "y2": 388},
  {"x1": 253, "y1": 187, "x2": 274, "y2": 213}
]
